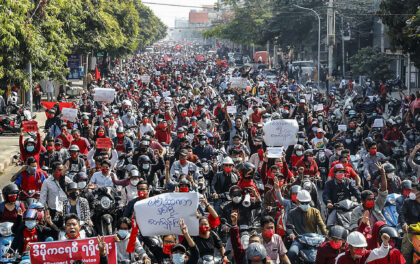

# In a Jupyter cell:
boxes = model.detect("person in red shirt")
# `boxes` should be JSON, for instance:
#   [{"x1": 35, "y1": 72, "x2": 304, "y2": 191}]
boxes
[
  {"x1": 237, "y1": 162, "x2": 260, "y2": 197},
  {"x1": 56, "y1": 124, "x2": 73, "y2": 148},
  {"x1": 70, "y1": 129, "x2": 90, "y2": 155},
  {"x1": 295, "y1": 150, "x2": 320, "y2": 178},
  {"x1": 250, "y1": 105, "x2": 268, "y2": 124},
  {"x1": 328, "y1": 154, "x2": 361, "y2": 186},
  {"x1": 155, "y1": 119, "x2": 171, "y2": 144},
  {"x1": 14, "y1": 157, "x2": 46, "y2": 193},
  {"x1": 315, "y1": 225, "x2": 348, "y2": 264},
  {"x1": 19, "y1": 130, "x2": 41, "y2": 165}
]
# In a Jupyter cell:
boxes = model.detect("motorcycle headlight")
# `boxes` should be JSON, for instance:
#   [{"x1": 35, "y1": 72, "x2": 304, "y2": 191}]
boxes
[
  {"x1": 100, "y1": 196, "x2": 112, "y2": 210},
  {"x1": 0, "y1": 222, "x2": 13, "y2": 237}
]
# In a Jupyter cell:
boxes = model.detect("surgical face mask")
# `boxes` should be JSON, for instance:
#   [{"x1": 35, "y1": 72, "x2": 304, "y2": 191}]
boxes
[
  {"x1": 27, "y1": 166, "x2": 37, "y2": 175},
  {"x1": 337, "y1": 150, "x2": 342, "y2": 155},
  {"x1": 232, "y1": 196, "x2": 242, "y2": 204},
  {"x1": 127, "y1": 112, "x2": 132, "y2": 117},
  {"x1": 296, "y1": 151, "x2": 303, "y2": 156},
  {"x1": 142, "y1": 164, "x2": 150, "y2": 170},
  {"x1": 199, "y1": 140, "x2": 206, "y2": 145},
  {"x1": 26, "y1": 145, "x2": 35, "y2": 152},
  {"x1": 409, "y1": 192, "x2": 417, "y2": 200},
  {"x1": 25, "y1": 220, "x2": 37, "y2": 229},
  {"x1": 299, "y1": 204, "x2": 309, "y2": 211},
  {"x1": 298, "y1": 138, "x2": 305, "y2": 143},
  {"x1": 117, "y1": 230, "x2": 129, "y2": 239},
  {"x1": 78, "y1": 182, "x2": 87, "y2": 189},
  {"x1": 387, "y1": 172, "x2": 395, "y2": 179},
  {"x1": 172, "y1": 253, "x2": 185, "y2": 264},
  {"x1": 312, "y1": 127, "x2": 318, "y2": 132},
  {"x1": 130, "y1": 179, "x2": 139, "y2": 186}
]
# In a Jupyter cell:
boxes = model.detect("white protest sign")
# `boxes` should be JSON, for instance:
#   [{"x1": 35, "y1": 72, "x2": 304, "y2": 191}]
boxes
[
  {"x1": 314, "y1": 104, "x2": 324, "y2": 112},
  {"x1": 267, "y1": 147, "x2": 284, "y2": 158},
  {"x1": 61, "y1": 108, "x2": 78, "y2": 122},
  {"x1": 373, "y1": 118, "x2": 384, "y2": 128},
  {"x1": 230, "y1": 77, "x2": 248, "y2": 89},
  {"x1": 156, "y1": 71, "x2": 161, "y2": 76},
  {"x1": 141, "y1": 75, "x2": 151, "y2": 83},
  {"x1": 173, "y1": 61, "x2": 179, "y2": 65},
  {"x1": 206, "y1": 78, "x2": 212, "y2": 83},
  {"x1": 134, "y1": 192, "x2": 199, "y2": 236},
  {"x1": 175, "y1": 71, "x2": 180, "y2": 75},
  {"x1": 305, "y1": 94, "x2": 312, "y2": 102},
  {"x1": 263, "y1": 119, "x2": 299, "y2": 147},
  {"x1": 227, "y1": 106, "x2": 237, "y2": 114},
  {"x1": 338, "y1": 125, "x2": 347, "y2": 132},
  {"x1": 368, "y1": 96, "x2": 374, "y2": 102},
  {"x1": 155, "y1": 96, "x2": 161, "y2": 103},
  {"x1": 258, "y1": 81, "x2": 265, "y2": 87},
  {"x1": 162, "y1": 91, "x2": 171, "y2": 97},
  {"x1": 93, "y1": 88, "x2": 115, "y2": 103},
  {"x1": 252, "y1": 97, "x2": 263, "y2": 105}
]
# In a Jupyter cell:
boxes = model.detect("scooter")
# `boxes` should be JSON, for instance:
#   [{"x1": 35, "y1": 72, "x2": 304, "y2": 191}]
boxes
[
  {"x1": 0, "y1": 116, "x2": 20, "y2": 135},
  {"x1": 287, "y1": 224, "x2": 325, "y2": 263},
  {"x1": 92, "y1": 187, "x2": 120, "y2": 235},
  {"x1": 383, "y1": 193, "x2": 401, "y2": 229},
  {"x1": 331, "y1": 199, "x2": 359, "y2": 229},
  {"x1": 409, "y1": 222, "x2": 420, "y2": 264},
  {"x1": 0, "y1": 222, "x2": 14, "y2": 263},
  {"x1": 19, "y1": 190, "x2": 40, "y2": 208}
]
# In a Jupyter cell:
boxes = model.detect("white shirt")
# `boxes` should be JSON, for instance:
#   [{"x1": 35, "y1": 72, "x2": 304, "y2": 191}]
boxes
[
  {"x1": 90, "y1": 171, "x2": 114, "y2": 188},
  {"x1": 139, "y1": 123, "x2": 154, "y2": 137},
  {"x1": 121, "y1": 184, "x2": 138, "y2": 206}
]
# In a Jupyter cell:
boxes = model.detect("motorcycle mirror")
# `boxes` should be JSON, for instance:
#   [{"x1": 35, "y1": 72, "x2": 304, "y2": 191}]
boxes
[{"x1": 286, "y1": 224, "x2": 295, "y2": 230}]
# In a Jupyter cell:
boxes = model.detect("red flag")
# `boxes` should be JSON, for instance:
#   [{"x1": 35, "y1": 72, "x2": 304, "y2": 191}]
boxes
[
  {"x1": 95, "y1": 66, "x2": 101, "y2": 82},
  {"x1": 217, "y1": 42, "x2": 221, "y2": 49},
  {"x1": 126, "y1": 218, "x2": 138, "y2": 253}
]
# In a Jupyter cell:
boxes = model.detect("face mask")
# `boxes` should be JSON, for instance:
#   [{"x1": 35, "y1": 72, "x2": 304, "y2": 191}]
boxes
[
  {"x1": 142, "y1": 120, "x2": 148, "y2": 125},
  {"x1": 181, "y1": 112, "x2": 187, "y2": 117},
  {"x1": 224, "y1": 167, "x2": 232, "y2": 174},
  {"x1": 264, "y1": 229, "x2": 275, "y2": 239},
  {"x1": 232, "y1": 196, "x2": 242, "y2": 204},
  {"x1": 296, "y1": 151, "x2": 303, "y2": 156},
  {"x1": 55, "y1": 145, "x2": 62, "y2": 151},
  {"x1": 317, "y1": 116, "x2": 323, "y2": 121},
  {"x1": 389, "y1": 240, "x2": 396, "y2": 248},
  {"x1": 369, "y1": 149, "x2": 377, "y2": 155},
  {"x1": 179, "y1": 187, "x2": 189, "y2": 193},
  {"x1": 117, "y1": 230, "x2": 129, "y2": 239},
  {"x1": 26, "y1": 146, "x2": 35, "y2": 152},
  {"x1": 104, "y1": 122, "x2": 109, "y2": 127},
  {"x1": 78, "y1": 182, "x2": 87, "y2": 189},
  {"x1": 68, "y1": 192, "x2": 78, "y2": 200},
  {"x1": 8, "y1": 194, "x2": 17, "y2": 202},
  {"x1": 298, "y1": 138, "x2": 305, "y2": 143},
  {"x1": 365, "y1": 200, "x2": 374, "y2": 209},
  {"x1": 142, "y1": 164, "x2": 150, "y2": 170},
  {"x1": 138, "y1": 190, "x2": 147, "y2": 199},
  {"x1": 335, "y1": 173, "x2": 345, "y2": 181},
  {"x1": 199, "y1": 140, "x2": 206, "y2": 145},
  {"x1": 130, "y1": 179, "x2": 139, "y2": 186},
  {"x1": 172, "y1": 253, "x2": 185, "y2": 264},
  {"x1": 47, "y1": 146, "x2": 54, "y2": 151},
  {"x1": 191, "y1": 121, "x2": 197, "y2": 127},
  {"x1": 102, "y1": 168, "x2": 109, "y2": 175},
  {"x1": 291, "y1": 194, "x2": 297, "y2": 202},
  {"x1": 199, "y1": 225, "x2": 210, "y2": 234},
  {"x1": 353, "y1": 248, "x2": 365, "y2": 258},
  {"x1": 25, "y1": 220, "x2": 37, "y2": 229},
  {"x1": 117, "y1": 133, "x2": 124, "y2": 139},
  {"x1": 162, "y1": 244, "x2": 174, "y2": 255},
  {"x1": 71, "y1": 153, "x2": 78, "y2": 159},
  {"x1": 409, "y1": 192, "x2": 417, "y2": 200},
  {"x1": 177, "y1": 133, "x2": 184, "y2": 138},
  {"x1": 316, "y1": 133, "x2": 323, "y2": 139},
  {"x1": 337, "y1": 150, "x2": 342, "y2": 155},
  {"x1": 403, "y1": 189, "x2": 411, "y2": 197},
  {"x1": 329, "y1": 240, "x2": 342, "y2": 250},
  {"x1": 127, "y1": 113, "x2": 132, "y2": 117},
  {"x1": 387, "y1": 172, "x2": 395, "y2": 179},
  {"x1": 299, "y1": 204, "x2": 309, "y2": 211},
  {"x1": 179, "y1": 159, "x2": 186, "y2": 164},
  {"x1": 98, "y1": 132, "x2": 105, "y2": 137},
  {"x1": 27, "y1": 166, "x2": 37, "y2": 175}
]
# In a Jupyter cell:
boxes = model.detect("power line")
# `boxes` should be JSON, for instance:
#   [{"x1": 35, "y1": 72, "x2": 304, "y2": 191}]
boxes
[{"x1": 142, "y1": 1, "x2": 209, "y2": 8}]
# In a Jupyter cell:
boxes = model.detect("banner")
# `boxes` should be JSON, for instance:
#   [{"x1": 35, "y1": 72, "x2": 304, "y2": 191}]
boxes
[
  {"x1": 226, "y1": 106, "x2": 237, "y2": 114},
  {"x1": 263, "y1": 119, "x2": 299, "y2": 147},
  {"x1": 61, "y1": 108, "x2": 78, "y2": 122},
  {"x1": 140, "y1": 75, "x2": 151, "y2": 83},
  {"x1": 30, "y1": 236, "x2": 117, "y2": 264},
  {"x1": 134, "y1": 192, "x2": 199, "y2": 236},
  {"x1": 97, "y1": 138, "x2": 112, "y2": 149},
  {"x1": 267, "y1": 147, "x2": 284, "y2": 158},
  {"x1": 372, "y1": 118, "x2": 384, "y2": 128},
  {"x1": 230, "y1": 77, "x2": 248, "y2": 89},
  {"x1": 93, "y1": 88, "x2": 115, "y2": 103},
  {"x1": 22, "y1": 121, "x2": 38, "y2": 132},
  {"x1": 41, "y1": 102, "x2": 74, "y2": 111}
]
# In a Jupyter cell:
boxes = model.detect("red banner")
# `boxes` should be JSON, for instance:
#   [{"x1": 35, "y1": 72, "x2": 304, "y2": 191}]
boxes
[
  {"x1": 30, "y1": 236, "x2": 117, "y2": 264},
  {"x1": 41, "y1": 102, "x2": 74, "y2": 111},
  {"x1": 22, "y1": 121, "x2": 38, "y2": 132},
  {"x1": 96, "y1": 138, "x2": 112, "y2": 149}
]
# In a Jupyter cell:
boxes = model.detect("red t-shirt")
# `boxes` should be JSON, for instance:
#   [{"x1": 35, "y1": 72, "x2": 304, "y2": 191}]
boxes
[
  {"x1": 155, "y1": 128, "x2": 171, "y2": 144},
  {"x1": 71, "y1": 138, "x2": 90, "y2": 155}
]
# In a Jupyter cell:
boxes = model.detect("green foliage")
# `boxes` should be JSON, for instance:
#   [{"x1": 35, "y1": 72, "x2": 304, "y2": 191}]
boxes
[
  {"x1": 379, "y1": 0, "x2": 420, "y2": 68},
  {"x1": 348, "y1": 47, "x2": 393, "y2": 81},
  {"x1": 0, "y1": 0, "x2": 166, "y2": 89}
]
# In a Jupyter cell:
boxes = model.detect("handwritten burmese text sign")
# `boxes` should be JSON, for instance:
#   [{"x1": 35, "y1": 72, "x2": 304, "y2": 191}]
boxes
[
  {"x1": 22, "y1": 121, "x2": 38, "y2": 132},
  {"x1": 61, "y1": 108, "x2": 78, "y2": 122},
  {"x1": 230, "y1": 77, "x2": 248, "y2": 89},
  {"x1": 93, "y1": 88, "x2": 115, "y2": 103},
  {"x1": 134, "y1": 192, "x2": 199, "y2": 236},
  {"x1": 30, "y1": 236, "x2": 117, "y2": 264},
  {"x1": 141, "y1": 75, "x2": 151, "y2": 83},
  {"x1": 263, "y1": 119, "x2": 299, "y2": 147},
  {"x1": 96, "y1": 138, "x2": 112, "y2": 149}
]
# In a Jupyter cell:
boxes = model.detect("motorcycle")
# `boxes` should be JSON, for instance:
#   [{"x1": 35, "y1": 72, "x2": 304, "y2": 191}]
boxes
[
  {"x1": 315, "y1": 149, "x2": 329, "y2": 189},
  {"x1": 287, "y1": 224, "x2": 325, "y2": 263},
  {"x1": 409, "y1": 222, "x2": 420, "y2": 264},
  {"x1": 330, "y1": 199, "x2": 359, "y2": 229},
  {"x1": 19, "y1": 190, "x2": 40, "y2": 208},
  {"x1": 92, "y1": 187, "x2": 120, "y2": 235},
  {"x1": 382, "y1": 193, "x2": 401, "y2": 229},
  {"x1": 0, "y1": 116, "x2": 20, "y2": 135},
  {"x1": 0, "y1": 222, "x2": 14, "y2": 263},
  {"x1": 5, "y1": 93, "x2": 18, "y2": 116}
]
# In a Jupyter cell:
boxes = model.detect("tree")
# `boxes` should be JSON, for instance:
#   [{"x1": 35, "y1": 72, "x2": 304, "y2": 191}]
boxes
[
  {"x1": 348, "y1": 47, "x2": 393, "y2": 81},
  {"x1": 379, "y1": 0, "x2": 420, "y2": 68}
]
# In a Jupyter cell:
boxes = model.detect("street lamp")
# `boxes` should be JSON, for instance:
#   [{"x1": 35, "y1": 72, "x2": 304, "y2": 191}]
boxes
[{"x1": 294, "y1": 4, "x2": 321, "y2": 89}]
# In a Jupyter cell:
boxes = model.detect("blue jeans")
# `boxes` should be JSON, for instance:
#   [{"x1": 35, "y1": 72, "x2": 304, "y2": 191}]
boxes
[{"x1": 287, "y1": 241, "x2": 304, "y2": 262}]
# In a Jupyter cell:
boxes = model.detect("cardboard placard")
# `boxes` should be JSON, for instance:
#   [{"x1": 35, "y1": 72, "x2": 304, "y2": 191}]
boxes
[
  {"x1": 93, "y1": 88, "x2": 115, "y2": 103},
  {"x1": 338, "y1": 125, "x2": 347, "y2": 131},
  {"x1": 314, "y1": 104, "x2": 324, "y2": 112},
  {"x1": 230, "y1": 77, "x2": 248, "y2": 89},
  {"x1": 206, "y1": 77, "x2": 212, "y2": 83},
  {"x1": 22, "y1": 121, "x2": 38, "y2": 132},
  {"x1": 372, "y1": 118, "x2": 384, "y2": 128},
  {"x1": 258, "y1": 81, "x2": 265, "y2": 87},
  {"x1": 141, "y1": 75, "x2": 151, "y2": 83},
  {"x1": 227, "y1": 106, "x2": 237, "y2": 114},
  {"x1": 96, "y1": 138, "x2": 112, "y2": 149},
  {"x1": 266, "y1": 147, "x2": 284, "y2": 158},
  {"x1": 263, "y1": 119, "x2": 299, "y2": 147},
  {"x1": 61, "y1": 108, "x2": 78, "y2": 122}
]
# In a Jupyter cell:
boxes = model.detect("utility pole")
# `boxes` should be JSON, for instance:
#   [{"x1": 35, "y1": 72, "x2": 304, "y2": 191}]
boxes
[
  {"x1": 27, "y1": 62, "x2": 33, "y2": 113},
  {"x1": 341, "y1": 16, "x2": 345, "y2": 77},
  {"x1": 327, "y1": 0, "x2": 335, "y2": 76}
]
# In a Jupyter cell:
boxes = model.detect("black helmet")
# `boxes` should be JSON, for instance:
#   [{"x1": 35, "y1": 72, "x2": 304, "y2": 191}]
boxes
[
  {"x1": 2, "y1": 184, "x2": 19, "y2": 200},
  {"x1": 140, "y1": 141, "x2": 150, "y2": 148},
  {"x1": 379, "y1": 226, "x2": 399, "y2": 240},
  {"x1": 67, "y1": 182, "x2": 78, "y2": 192},
  {"x1": 240, "y1": 162, "x2": 255, "y2": 177},
  {"x1": 73, "y1": 172, "x2": 88, "y2": 183},
  {"x1": 364, "y1": 137, "x2": 374, "y2": 146},
  {"x1": 246, "y1": 243, "x2": 267, "y2": 261},
  {"x1": 402, "y1": 180, "x2": 412, "y2": 190},
  {"x1": 139, "y1": 155, "x2": 151, "y2": 163},
  {"x1": 383, "y1": 163, "x2": 395, "y2": 173},
  {"x1": 413, "y1": 155, "x2": 420, "y2": 166},
  {"x1": 328, "y1": 225, "x2": 348, "y2": 240},
  {"x1": 179, "y1": 178, "x2": 191, "y2": 187}
]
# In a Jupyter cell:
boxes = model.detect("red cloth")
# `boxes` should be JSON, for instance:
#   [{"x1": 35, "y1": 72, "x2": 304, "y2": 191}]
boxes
[
  {"x1": 41, "y1": 102, "x2": 74, "y2": 111},
  {"x1": 115, "y1": 138, "x2": 125, "y2": 152},
  {"x1": 70, "y1": 138, "x2": 90, "y2": 155},
  {"x1": 357, "y1": 221, "x2": 386, "y2": 250},
  {"x1": 250, "y1": 111, "x2": 263, "y2": 123},
  {"x1": 290, "y1": 155, "x2": 303, "y2": 168},
  {"x1": 328, "y1": 163, "x2": 358, "y2": 180},
  {"x1": 237, "y1": 177, "x2": 260, "y2": 197},
  {"x1": 155, "y1": 128, "x2": 171, "y2": 144},
  {"x1": 126, "y1": 219, "x2": 138, "y2": 253},
  {"x1": 56, "y1": 133, "x2": 73, "y2": 148},
  {"x1": 336, "y1": 249, "x2": 372, "y2": 264},
  {"x1": 314, "y1": 241, "x2": 345, "y2": 264},
  {"x1": 369, "y1": 248, "x2": 406, "y2": 264},
  {"x1": 95, "y1": 66, "x2": 101, "y2": 82},
  {"x1": 295, "y1": 158, "x2": 319, "y2": 176},
  {"x1": 207, "y1": 214, "x2": 221, "y2": 228},
  {"x1": 23, "y1": 228, "x2": 38, "y2": 252},
  {"x1": 0, "y1": 202, "x2": 25, "y2": 223},
  {"x1": 20, "y1": 170, "x2": 44, "y2": 192}
]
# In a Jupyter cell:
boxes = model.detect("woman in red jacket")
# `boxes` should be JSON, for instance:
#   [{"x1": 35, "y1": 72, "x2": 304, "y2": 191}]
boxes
[
  {"x1": 315, "y1": 225, "x2": 348, "y2": 264},
  {"x1": 19, "y1": 130, "x2": 41, "y2": 165}
]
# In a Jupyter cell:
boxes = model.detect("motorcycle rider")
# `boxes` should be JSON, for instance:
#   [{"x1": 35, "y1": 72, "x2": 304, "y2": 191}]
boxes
[
  {"x1": 315, "y1": 225, "x2": 348, "y2": 264},
  {"x1": 286, "y1": 190, "x2": 327, "y2": 262},
  {"x1": 55, "y1": 138, "x2": 70, "y2": 161},
  {"x1": 335, "y1": 231, "x2": 390, "y2": 263},
  {"x1": 56, "y1": 123, "x2": 73, "y2": 148},
  {"x1": 120, "y1": 169, "x2": 140, "y2": 206},
  {"x1": 64, "y1": 145, "x2": 87, "y2": 178},
  {"x1": 14, "y1": 156, "x2": 46, "y2": 193},
  {"x1": 169, "y1": 149, "x2": 199, "y2": 182},
  {"x1": 396, "y1": 179, "x2": 416, "y2": 213},
  {"x1": 211, "y1": 157, "x2": 238, "y2": 213},
  {"x1": 70, "y1": 129, "x2": 90, "y2": 155},
  {"x1": 168, "y1": 219, "x2": 199, "y2": 264},
  {"x1": 363, "y1": 142, "x2": 387, "y2": 184},
  {"x1": 123, "y1": 179, "x2": 149, "y2": 218},
  {"x1": 60, "y1": 182, "x2": 92, "y2": 227},
  {"x1": 0, "y1": 184, "x2": 25, "y2": 223},
  {"x1": 58, "y1": 213, "x2": 86, "y2": 240},
  {"x1": 112, "y1": 127, "x2": 134, "y2": 158},
  {"x1": 193, "y1": 135, "x2": 215, "y2": 160},
  {"x1": 19, "y1": 130, "x2": 41, "y2": 165},
  {"x1": 323, "y1": 164, "x2": 361, "y2": 226},
  {"x1": 89, "y1": 160, "x2": 114, "y2": 188},
  {"x1": 372, "y1": 163, "x2": 401, "y2": 194},
  {"x1": 40, "y1": 137, "x2": 63, "y2": 168}
]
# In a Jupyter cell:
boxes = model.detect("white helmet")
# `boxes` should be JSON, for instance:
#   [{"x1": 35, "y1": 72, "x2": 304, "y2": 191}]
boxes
[
  {"x1": 296, "y1": 190, "x2": 311, "y2": 203},
  {"x1": 223, "y1": 157, "x2": 234, "y2": 165},
  {"x1": 347, "y1": 231, "x2": 367, "y2": 247}
]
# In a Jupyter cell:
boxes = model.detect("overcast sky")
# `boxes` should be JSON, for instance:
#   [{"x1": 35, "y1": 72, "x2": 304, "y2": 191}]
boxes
[{"x1": 144, "y1": 0, "x2": 217, "y2": 27}]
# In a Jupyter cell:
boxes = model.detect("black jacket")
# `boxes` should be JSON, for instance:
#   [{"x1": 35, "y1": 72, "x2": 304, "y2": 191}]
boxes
[
  {"x1": 322, "y1": 178, "x2": 361, "y2": 205},
  {"x1": 399, "y1": 199, "x2": 420, "y2": 226},
  {"x1": 211, "y1": 172, "x2": 238, "y2": 195}
]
